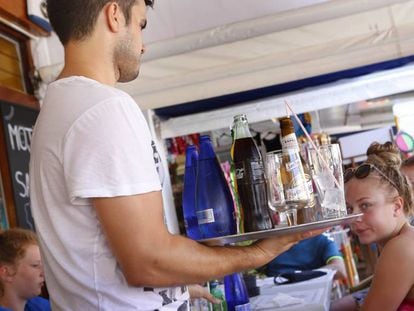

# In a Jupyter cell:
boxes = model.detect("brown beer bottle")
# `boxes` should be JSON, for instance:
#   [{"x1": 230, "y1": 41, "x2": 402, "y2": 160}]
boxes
[
  {"x1": 279, "y1": 116, "x2": 315, "y2": 209},
  {"x1": 231, "y1": 114, "x2": 273, "y2": 232}
]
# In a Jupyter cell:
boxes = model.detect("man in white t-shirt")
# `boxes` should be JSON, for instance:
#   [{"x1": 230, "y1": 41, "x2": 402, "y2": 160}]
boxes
[{"x1": 29, "y1": 1, "x2": 317, "y2": 310}]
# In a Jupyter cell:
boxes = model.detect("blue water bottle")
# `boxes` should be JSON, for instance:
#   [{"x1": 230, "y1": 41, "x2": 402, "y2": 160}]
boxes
[
  {"x1": 182, "y1": 145, "x2": 203, "y2": 240},
  {"x1": 224, "y1": 273, "x2": 251, "y2": 311},
  {"x1": 196, "y1": 135, "x2": 237, "y2": 238}
]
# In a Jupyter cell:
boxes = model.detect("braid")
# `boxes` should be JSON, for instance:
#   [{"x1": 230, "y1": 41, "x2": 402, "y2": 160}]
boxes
[{"x1": 366, "y1": 142, "x2": 414, "y2": 215}]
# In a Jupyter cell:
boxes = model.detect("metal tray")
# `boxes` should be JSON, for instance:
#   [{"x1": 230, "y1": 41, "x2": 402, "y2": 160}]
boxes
[{"x1": 199, "y1": 214, "x2": 361, "y2": 246}]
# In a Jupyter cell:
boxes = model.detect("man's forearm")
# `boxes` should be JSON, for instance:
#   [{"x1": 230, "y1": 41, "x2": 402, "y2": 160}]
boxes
[{"x1": 122, "y1": 233, "x2": 287, "y2": 287}]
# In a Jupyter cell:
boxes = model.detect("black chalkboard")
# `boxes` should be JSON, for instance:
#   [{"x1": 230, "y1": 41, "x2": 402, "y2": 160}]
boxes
[{"x1": 1, "y1": 101, "x2": 38, "y2": 229}]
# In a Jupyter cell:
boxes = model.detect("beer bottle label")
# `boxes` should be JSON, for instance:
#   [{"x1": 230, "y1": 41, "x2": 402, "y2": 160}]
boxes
[
  {"x1": 285, "y1": 158, "x2": 300, "y2": 172},
  {"x1": 285, "y1": 176, "x2": 308, "y2": 201},
  {"x1": 281, "y1": 133, "x2": 300, "y2": 151},
  {"x1": 305, "y1": 174, "x2": 316, "y2": 207},
  {"x1": 196, "y1": 208, "x2": 215, "y2": 224},
  {"x1": 285, "y1": 187, "x2": 308, "y2": 201}
]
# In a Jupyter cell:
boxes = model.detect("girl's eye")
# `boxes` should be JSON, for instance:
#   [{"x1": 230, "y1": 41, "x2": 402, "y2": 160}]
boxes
[
  {"x1": 346, "y1": 205, "x2": 354, "y2": 214},
  {"x1": 359, "y1": 202, "x2": 371, "y2": 212}
]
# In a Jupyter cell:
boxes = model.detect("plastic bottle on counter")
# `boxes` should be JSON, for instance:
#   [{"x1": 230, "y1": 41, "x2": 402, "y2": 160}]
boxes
[
  {"x1": 196, "y1": 135, "x2": 237, "y2": 239},
  {"x1": 224, "y1": 273, "x2": 251, "y2": 311},
  {"x1": 182, "y1": 145, "x2": 202, "y2": 240},
  {"x1": 209, "y1": 280, "x2": 228, "y2": 311},
  {"x1": 231, "y1": 114, "x2": 273, "y2": 232}
]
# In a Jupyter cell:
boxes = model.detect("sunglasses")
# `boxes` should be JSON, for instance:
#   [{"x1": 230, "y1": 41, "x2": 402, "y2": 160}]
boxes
[{"x1": 344, "y1": 163, "x2": 398, "y2": 190}]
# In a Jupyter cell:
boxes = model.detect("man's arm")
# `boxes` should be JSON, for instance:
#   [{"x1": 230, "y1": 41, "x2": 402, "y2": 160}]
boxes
[
  {"x1": 92, "y1": 191, "x2": 309, "y2": 287},
  {"x1": 323, "y1": 257, "x2": 347, "y2": 280},
  {"x1": 320, "y1": 235, "x2": 347, "y2": 280}
]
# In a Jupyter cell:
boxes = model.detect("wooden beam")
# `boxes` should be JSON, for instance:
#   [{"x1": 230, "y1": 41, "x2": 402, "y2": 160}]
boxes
[
  {"x1": 0, "y1": 85, "x2": 39, "y2": 110},
  {"x1": 0, "y1": 0, "x2": 49, "y2": 37},
  {"x1": 0, "y1": 110, "x2": 17, "y2": 227}
]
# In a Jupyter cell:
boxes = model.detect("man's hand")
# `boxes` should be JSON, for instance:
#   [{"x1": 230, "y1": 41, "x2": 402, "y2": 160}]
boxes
[{"x1": 254, "y1": 228, "x2": 329, "y2": 263}]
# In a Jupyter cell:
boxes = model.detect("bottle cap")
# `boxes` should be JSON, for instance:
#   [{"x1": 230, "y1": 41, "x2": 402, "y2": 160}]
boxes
[
  {"x1": 233, "y1": 114, "x2": 248, "y2": 121},
  {"x1": 199, "y1": 135, "x2": 211, "y2": 142},
  {"x1": 185, "y1": 145, "x2": 198, "y2": 168},
  {"x1": 199, "y1": 135, "x2": 216, "y2": 159}
]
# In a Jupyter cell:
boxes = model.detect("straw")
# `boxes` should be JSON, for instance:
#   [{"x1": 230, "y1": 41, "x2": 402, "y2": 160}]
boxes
[{"x1": 284, "y1": 100, "x2": 341, "y2": 189}]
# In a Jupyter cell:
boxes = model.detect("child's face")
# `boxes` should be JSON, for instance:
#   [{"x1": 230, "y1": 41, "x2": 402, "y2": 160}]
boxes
[
  {"x1": 345, "y1": 176, "x2": 400, "y2": 245},
  {"x1": 11, "y1": 244, "x2": 44, "y2": 299}
]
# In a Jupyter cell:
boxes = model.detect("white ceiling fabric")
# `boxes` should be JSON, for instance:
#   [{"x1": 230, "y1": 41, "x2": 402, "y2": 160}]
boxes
[{"x1": 118, "y1": 0, "x2": 414, "y2": 110}]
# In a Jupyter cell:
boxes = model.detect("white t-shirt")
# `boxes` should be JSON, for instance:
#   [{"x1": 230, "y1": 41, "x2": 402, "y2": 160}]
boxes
[{"x1": 29, "y1": 76, "x2": 189, "y2": 310}]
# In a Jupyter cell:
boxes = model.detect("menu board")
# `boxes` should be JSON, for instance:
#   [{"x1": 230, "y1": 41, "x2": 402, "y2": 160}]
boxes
[{"x1": 1, "y1": 101, "x2": 38, "y2": 229}]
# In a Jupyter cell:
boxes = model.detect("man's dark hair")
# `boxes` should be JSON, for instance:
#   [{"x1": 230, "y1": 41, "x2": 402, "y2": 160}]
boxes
[{"x1": 47, "y1": 0, "x2": 154, "y2": 45}]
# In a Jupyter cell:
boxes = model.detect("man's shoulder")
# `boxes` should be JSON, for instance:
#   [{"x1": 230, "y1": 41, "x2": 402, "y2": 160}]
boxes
[{"x1": 47, "y1": 76, "x2": 134, "y2": 105}]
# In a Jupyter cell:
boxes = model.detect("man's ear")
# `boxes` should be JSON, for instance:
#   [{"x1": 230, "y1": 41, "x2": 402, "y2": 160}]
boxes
[
  {"x1": 393, "y1": 196, "x2": 404, "y2": 216},
  {"x1": 104, "y1": 2, "x2": 124, "y2": 33}
]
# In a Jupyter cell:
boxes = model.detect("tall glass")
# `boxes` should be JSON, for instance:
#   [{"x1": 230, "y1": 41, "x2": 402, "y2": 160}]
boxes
[
  {"x1": 265, "y1": 151, "x2": 298, "y2": 226},
  {"x1": 307, "y1": 144, "x2": 347, "y2": 219}
]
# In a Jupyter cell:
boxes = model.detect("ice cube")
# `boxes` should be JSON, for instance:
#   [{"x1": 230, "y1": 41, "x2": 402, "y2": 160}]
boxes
[
  {"x1": 314, "y1": 171, "x2": 335, "y2": 190},
  {"x1": 322, "y1": 188, "x2": 342, "y2": 208}
]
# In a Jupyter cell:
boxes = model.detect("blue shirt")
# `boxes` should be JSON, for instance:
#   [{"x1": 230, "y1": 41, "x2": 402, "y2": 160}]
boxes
[
  {"x1": 265, "y1": 234, "x2": 342, "y2": 276},
  {"x1": 0, "y1": 297, "x2": 51, "y2": 311}
]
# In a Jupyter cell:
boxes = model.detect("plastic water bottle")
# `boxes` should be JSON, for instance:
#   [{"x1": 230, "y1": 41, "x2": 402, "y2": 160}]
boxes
[
  {"x1": 182, "y1": 145, "x2": 202, "y2": 240},
  {"x1": 196, "y1": 135, "x2": 237, "y2": 239},
  {"x1": 209, "y1": 280, "x2": 228, "y2": 311},
  {"x1": 224, "y1": 273, "x2": 251, "y2": 311}
]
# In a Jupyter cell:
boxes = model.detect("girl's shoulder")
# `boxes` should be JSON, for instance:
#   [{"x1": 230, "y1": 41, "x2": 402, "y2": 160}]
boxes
[{"x1": 383, "y1": 225, "x2": 414, "y2": 257}]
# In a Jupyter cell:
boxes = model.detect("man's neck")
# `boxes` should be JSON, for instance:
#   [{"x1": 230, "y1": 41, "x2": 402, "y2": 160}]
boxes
[{"x1": 60, "y1": 41, "x2": 117, "y2": 86}]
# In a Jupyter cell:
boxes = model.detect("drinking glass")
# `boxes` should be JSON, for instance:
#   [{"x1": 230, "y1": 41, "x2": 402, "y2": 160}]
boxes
[
  {"x1": 265, "y1": 151, "x2": 297, "y2": 226},
  {"x1": 307, "y1": 144, "x2": 347, "y2": 219}
]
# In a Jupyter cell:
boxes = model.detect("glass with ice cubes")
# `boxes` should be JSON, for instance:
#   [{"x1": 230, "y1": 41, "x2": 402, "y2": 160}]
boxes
[{"x1": 307, "y1": 144, "x2": 347, "y2": 219}]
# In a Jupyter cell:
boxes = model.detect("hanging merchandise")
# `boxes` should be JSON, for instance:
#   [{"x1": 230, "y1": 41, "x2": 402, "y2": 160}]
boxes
[
  {"x1": 224, "y1": 273, "x2": 251, "y2": 311},
  {"x1": 196, "y1": 135, "x2": 237, "y2": 238},
  {"x1": 182, "y1": 145, "x2": 202, "y2": 240},
  {"x1": 395, "y1": 131, "x2": 414, "y2": 153},
  {"x1": 231, "y1": 114, "x2": 273, "y2": 232}
]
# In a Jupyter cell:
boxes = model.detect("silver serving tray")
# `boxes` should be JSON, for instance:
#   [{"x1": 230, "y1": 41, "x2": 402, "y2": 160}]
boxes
[{"x1": 198, "y1": 214, "x2": 361, "y2": 246}]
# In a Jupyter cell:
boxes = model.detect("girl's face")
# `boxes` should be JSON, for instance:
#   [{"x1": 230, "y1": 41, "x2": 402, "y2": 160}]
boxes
[
  {"x1": 345, "y1": 176, "x2": 402, "y2": 245},
  {"x1": 10, "y1": 244, "x2": 44, "y2": 299}
]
